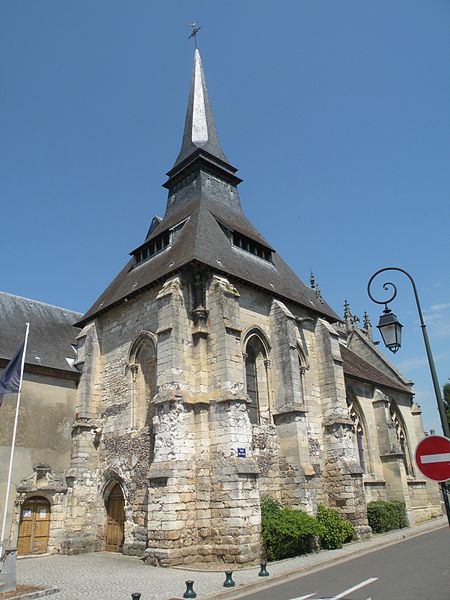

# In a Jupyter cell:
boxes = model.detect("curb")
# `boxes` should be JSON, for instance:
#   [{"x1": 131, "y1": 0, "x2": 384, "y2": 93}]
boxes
[
  {"x1": 3, "y1": 588, "x2": 60, "y2": 600},
  {"x1": 205, "y1": 519, "x2": 446, "y2": 599}
]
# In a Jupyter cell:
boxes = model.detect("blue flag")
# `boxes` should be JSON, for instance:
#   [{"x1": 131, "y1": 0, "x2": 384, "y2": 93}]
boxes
[{"x1": 0, "y1": 342, "x2": 25, "y2": 404}]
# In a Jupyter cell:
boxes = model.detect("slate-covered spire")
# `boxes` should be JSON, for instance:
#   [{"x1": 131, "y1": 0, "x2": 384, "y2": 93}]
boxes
[
  {"x1": 172, "y1": 49, "x2": 229, "y2": 169},
  {"x1": 77, "y1": 46, "x2": 340, "y2": 328}
]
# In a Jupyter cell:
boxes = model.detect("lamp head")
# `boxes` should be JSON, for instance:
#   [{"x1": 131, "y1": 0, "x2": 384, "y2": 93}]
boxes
[{"x1": 377, "y1": 307, "x2": 403, "y2": 353}]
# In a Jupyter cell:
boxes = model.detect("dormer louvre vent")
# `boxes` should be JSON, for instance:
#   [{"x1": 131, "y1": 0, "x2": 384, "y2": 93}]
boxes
[
  {"x1": 132, "y1": 219, "x2": 188, "y2": 267},
  {"x1": 216, "y1": 220, "x2": 273, "y2": 263}
]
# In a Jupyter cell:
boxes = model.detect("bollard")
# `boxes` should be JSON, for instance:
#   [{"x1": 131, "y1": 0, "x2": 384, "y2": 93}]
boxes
[
  {"x1": 223, "y1": 571, "x2": 235, "y2": 588},
  {"x1": 183, "y1": 580, "x2": 197, "y2": 599},
  {"x1": 258, "y1": 561, "x2": 269, "y2": 577},
  {"x1": 131, "y1": 594, "x2": 141, "y2": 599}
]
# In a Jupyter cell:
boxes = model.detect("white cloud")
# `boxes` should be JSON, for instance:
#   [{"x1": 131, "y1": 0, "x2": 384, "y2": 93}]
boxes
[
  {"x1": 423, "y1": 302, "x2": 450, "y2": 338},
  {"x1": 396, "y1": 352, "x2": 448, "y2": 372},
  {"x1": 430, "y1": 303, "x2": 450, "y2": 311}
]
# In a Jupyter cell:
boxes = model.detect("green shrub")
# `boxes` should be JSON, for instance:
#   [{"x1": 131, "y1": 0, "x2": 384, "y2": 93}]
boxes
[
  {"x1": 388, "y1": 500, "x2": 408, "y2": 529},
  {"x1": 367, "y1": 500, "x2": 408, "y2": 533},
  {"x1": 260, "y1": 495, "x2": 282, "y2": 518},
  {"x1": 316, "y1": 505, "x2": 355, "y2": 549},
  {"x1": 261, "y1": 497, "x2": 319, "y2": 561}
]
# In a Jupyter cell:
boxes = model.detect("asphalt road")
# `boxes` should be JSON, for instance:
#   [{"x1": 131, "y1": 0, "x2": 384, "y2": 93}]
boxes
[{"x1": 237, "y1": 527, "x2": 450, "y2": 600}]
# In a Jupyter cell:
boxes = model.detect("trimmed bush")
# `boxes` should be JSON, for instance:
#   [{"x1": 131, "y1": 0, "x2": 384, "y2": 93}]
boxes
[
  {"x1": 389, "y1": 500, "x2": 409, "y2": 529},
  {"x1": 367, "y1": 500, "x2": 408, "y2": 533},
  {"x1": 316, "y1": 505, "x2": 355, "y2": 549},
  {"x1": 261, "y1": 496, "x2": 319, "y2": 561}
]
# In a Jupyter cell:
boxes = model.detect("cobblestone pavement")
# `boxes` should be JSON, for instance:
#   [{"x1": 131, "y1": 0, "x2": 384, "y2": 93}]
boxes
[{"x1": 16, "y1": 517, "x2": 445, "y2": 600}]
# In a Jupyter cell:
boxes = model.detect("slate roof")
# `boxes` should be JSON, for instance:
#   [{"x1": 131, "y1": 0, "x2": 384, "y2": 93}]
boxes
[
  {"x1": 76, "y1": 49, "x2": 340, "y2": 327},
  {"x1": 172, "y1": 49, "x2": 229, "y2": 170},
  {"x1": 341, "y1": 345, "x2": 412, "y2": 394},
  {"x1": 0, "y1": 292, "x2": 82, "y2": 373}
]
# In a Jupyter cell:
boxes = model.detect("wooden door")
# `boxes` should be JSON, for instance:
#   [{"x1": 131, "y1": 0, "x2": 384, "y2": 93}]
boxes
[
  {"x1": 17, "y1": 498, "x2": 50, "y2": 556},
  {"x1": 105, "y1": 483, "x2": 125, "y2": 552}
]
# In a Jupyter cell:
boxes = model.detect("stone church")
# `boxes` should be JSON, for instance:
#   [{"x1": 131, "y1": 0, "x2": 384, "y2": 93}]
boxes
[{"x1": 1, "y1": 49, "x2": 441, "y2": 565}]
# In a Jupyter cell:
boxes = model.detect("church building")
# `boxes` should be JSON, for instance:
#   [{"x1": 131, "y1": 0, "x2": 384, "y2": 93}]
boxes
[{"x1": 2, "y1": 49, "x2": 441, "y2": 565}]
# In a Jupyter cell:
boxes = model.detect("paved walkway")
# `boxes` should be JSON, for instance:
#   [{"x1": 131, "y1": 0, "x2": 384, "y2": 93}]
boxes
[{"x1": 16, "y1": 517, "x2": 446, "y2": 600}]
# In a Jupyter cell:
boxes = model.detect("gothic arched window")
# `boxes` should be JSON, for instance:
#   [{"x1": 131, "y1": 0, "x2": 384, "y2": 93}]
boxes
[
  {"x1": 389, "y1": 402, "x2": 413, "y2": 476},
  {"x1": 297, "y1": 345, "x2": 309, "y2": 405},
  {"x1": 244, "y1": 331, "x2": 270, "y2": 425},
  {"x1": 347, "y1": 396, "x2": 370, "y2": 474},
  {"x1": 129, "y1": 332, "x2": 157, "y2": 430}
]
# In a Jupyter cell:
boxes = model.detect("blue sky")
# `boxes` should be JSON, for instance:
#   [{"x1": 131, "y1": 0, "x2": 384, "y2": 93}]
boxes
[{"x1": 1, "y1": 1, "x2": 449, "y2": 433}]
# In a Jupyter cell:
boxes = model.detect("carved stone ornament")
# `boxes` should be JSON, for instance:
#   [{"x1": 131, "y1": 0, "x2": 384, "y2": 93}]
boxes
[
  {"x1": 17, "y1": 465, "x2": 68, "y2": 495},
  {"x1": 191, "y1": 306, "x2": 208, "y2": 326}
]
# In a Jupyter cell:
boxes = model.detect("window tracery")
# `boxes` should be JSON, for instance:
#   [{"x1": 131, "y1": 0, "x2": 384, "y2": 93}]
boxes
[
  {"x1": 297, "y1": 345, "x2": 309, "y2": 405},
  {"x1": 129, "y1": 332, "x2": 157, "y2": 429},
  {"x1": 347, "y1": 396, "x2": 369, "y2": 474},
  {"x1": 389, "y1": 401, "x2": 413, "y2": 476},
  {"x1": 244, "y1": 330, "x2": 271, "y2": 424}
]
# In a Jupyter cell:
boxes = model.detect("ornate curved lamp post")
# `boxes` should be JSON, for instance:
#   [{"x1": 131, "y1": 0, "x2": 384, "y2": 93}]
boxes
[
  {"x1": 368, "y1": 267, "x2": 450, "y2": 526},
  {"x1": 368, "y1": 267, "x2": 449, "y2": 439}
]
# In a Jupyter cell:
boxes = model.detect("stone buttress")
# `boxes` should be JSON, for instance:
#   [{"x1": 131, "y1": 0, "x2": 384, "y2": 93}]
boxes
[{"x1": 315, "y1": 319, "x2": 367, "y2": 530}]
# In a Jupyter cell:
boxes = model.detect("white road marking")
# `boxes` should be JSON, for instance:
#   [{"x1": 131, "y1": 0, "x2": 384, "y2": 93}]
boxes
[
  {"x1": 420, "y1": 453, "x2": 450, "y2": 464},
  {"x1": 288, "y1": 594, "x2": 317, "y2": 600},
  {"x1": 330, "y1": 577, "x2": 378, "y2": 599}
]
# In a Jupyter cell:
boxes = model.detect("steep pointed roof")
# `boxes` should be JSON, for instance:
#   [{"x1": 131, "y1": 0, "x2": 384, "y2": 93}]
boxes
[
  {"x1": 173, "y1": 49, "x2": 228, "y2": 169},
  {"x1": 76, "y1": 50, "x2": 339, "y2": 327}
]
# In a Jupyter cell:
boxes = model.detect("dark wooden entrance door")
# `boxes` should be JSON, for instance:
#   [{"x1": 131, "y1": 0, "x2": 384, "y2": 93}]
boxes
[
  {"x1": 105, "y1": 483, "x2": 125, "y2": 552},
  {"x1": 17, "y1": 497, "x2": 50, "y2": 556}
]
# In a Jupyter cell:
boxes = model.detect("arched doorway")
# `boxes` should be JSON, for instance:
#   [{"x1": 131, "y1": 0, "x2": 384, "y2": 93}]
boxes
[
  {"x1": 17, "y1": 497, "x2": 50, "y2": 556},
  {"x1": 105, "y1": 483, "x2": 125, "y2": 552}
]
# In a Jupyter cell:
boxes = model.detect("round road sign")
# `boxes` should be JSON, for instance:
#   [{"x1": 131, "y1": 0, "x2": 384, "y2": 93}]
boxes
[{"x1": 415, "y1": 435, "x2": 450, "y2": 482}]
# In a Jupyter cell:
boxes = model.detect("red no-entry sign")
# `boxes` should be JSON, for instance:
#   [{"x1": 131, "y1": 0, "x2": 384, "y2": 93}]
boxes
[{"x1": 415, "y1": 435, "x2": 450, "y2": 482}]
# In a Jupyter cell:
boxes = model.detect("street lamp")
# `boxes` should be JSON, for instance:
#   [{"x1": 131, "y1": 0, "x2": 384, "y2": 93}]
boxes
[
  {"x1": 368, "y1": 267, "x2": 449, "y2": 438},
  {"x1": 368, "y1": 267, "x2": 450, "y2": 525},
  {"x1": 376, "y1": 307, "x2": 403, "y2": 354}
]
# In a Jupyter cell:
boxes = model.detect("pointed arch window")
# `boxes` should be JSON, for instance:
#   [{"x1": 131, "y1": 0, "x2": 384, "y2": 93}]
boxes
[
  {"x1": 129, "y1": 332, "x2": 157, "y2": 429},
  {"x1": 347, "y1": 396, "x2": 370, "y2": 474},
  {"x1": 244, "y1": 331, "x2": 270, "y2": 425},
  {"x1": 245, "y1": 346, "x2": 259, "y2": 424},
  {"x1": 389, "y1": 402, "x2": 413, "y2": 476},
  {"x1": 297, "y1": 346, "x2": 309, "y2": 405}
]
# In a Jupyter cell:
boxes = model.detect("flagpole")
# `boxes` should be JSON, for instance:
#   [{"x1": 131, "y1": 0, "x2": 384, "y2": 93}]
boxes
[{"x1": 0, "y1": 323, "x2": 30, "y2": 557}]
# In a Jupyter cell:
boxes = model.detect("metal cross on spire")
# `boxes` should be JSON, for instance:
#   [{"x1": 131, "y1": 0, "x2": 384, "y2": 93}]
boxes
[{"x1": 188, "y1": 22, "x2": 201, "y2": 48}]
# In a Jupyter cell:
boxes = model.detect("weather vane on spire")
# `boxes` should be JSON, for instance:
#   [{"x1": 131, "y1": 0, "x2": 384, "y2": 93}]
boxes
[{"x1": 188, "y1": 22, "x2": 201, "y2": 49}]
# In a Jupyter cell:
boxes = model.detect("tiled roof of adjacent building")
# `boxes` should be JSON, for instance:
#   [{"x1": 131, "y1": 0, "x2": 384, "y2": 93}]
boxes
[
  {"x1": 341, "y1": 344, "x2": 412, "y2": 394},
  {"x1": 0, "y1": 292, "x2": 82, "y2": 373}
]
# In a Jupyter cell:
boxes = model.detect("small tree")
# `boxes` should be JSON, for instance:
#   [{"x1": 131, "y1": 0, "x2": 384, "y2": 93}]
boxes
[{"x1": 443, "y1": 380, "x2": 450, "y2": 431}]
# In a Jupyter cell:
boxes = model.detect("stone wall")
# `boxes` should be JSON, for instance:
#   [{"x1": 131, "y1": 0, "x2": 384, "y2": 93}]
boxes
[
  {"x1": 314, "y1": 320, "x2": 367, "y2": 528},
  {"x1": 57, "y1": 268, "x2": 439, "y2": 565},
  {"x1": 345, "y1": 379, "x2": 441, "y2": 524}
]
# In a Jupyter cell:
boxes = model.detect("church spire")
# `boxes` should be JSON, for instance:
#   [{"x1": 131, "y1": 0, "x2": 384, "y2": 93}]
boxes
[
  {"x1": 78, "y1": 44, "x2": 340, "y2": 327},
  {"x1": 172, "y1": 49, "x2": 229, "y2": 170}
]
